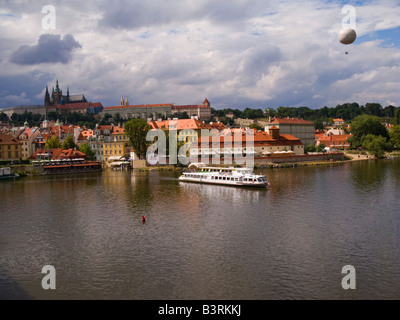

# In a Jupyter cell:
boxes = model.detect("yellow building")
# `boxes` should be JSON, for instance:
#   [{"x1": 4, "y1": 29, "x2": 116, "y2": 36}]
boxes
[
  {"x1": 17, "y1": 127, "x2": 40, "y2": 160},
  {"x1": 0, "y1": 133, "x2": 23, "y2": 161},
  {"x1": 103, "y1": 126, "x2": 129, "y2": 166}
]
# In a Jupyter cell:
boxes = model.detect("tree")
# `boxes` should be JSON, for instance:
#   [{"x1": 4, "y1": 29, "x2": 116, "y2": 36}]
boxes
[
  {"x1": 389, "y1": 125, "x2": 400, "y2": 149},
  {"x1": 249, "y1": 123, "x2": 264, "y2": 131},
  {"x1": 114, "y1": 113, "x2": 122, "y2": 123},
  {"x1": 316, "y1": 143, "x2": 326, "y2": 153},
  {"x1": 305, "y1": 143, "x2": 316, "y2": 153},
  {"x1": 365, "y1": 103, "x2": 383, "y2": 117},
  {"x1": 0, "y1": 112, "x2": 9, "y2": 122},
  {"x1": 348, "y1": 115, "x2": 389, "y2": 149},
  {"x1": 395, "y1": 108, "x2": 400, "y2": 126},
  {"x1": 47, "y1": 111, "x2": 59, "y2": 121},
  {"x1": 125, "y1": 118, "x2": 151, "y2": 159},
  {"x1": 101, "y1": 113, "x2": 112, "y2": 124},
  {"x1": 172, "y1": 112, "x2": 189, "y2": 119},
  {"x1": 62, "y1": 135, "x2": 76, "y2": 150},
  {"x1": 78, "y1": 143, "x2": 96, "y2": 161},
  {"x1": 314, "y1": 119, "x2": 324, "y2": 130},
  {"x1": 45, "y1": 135, "x2": 61, "y2": 149},
  {"x1": 362, "y1": 134, "x2": 390, "y2": 158}
]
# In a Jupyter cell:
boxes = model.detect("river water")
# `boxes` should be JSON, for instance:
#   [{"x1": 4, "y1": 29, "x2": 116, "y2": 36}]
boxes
[{"x1": 1, "y1": 159, "x2": 400, "y2": 300}]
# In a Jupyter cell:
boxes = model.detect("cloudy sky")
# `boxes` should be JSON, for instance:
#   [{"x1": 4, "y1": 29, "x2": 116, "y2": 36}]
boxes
[{"x1": 0, "y1": 0, "x2": 399, "y2": 110}]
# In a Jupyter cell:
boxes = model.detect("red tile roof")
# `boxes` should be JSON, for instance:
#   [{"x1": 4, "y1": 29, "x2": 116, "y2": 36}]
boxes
[
  {"x1": 30, "y1": 148, "x2": 87, "y2": 160},
  {"x1": 317, "y1": 133, "x2": 352, "y2": 148},
  {"x1": 192, "y1": 131, "x2": 303, "y2": 148},
  {"x1": 0, "y1": 133, "x2": 23, "y2": 145},
  {"x1": 104, "y1": 104, "x2": 173, "y2": 110},
  {"x1": 269, "y1": 117, "x2": 314, "y2": 125},
  {"x1": 111, "y1": 127, "x2": 125, "y2": 134},
  {"x1": 149, "y1": 118, "x2": 210, "y2": 131},
  {"x1": 51, "y1": 102, "x2": 103, "y2": 110}
]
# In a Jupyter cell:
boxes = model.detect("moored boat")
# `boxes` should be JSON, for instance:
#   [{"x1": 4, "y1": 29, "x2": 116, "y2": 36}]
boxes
[
  {"x1": 0, "y1": 167, "x2": 20, "y2": 181},
  {"x1": 178, "y1": 163, "x2": 269, "y2": 188},
  {"x1": 39, "y1": 159, "x2": 102, "y2": 175}
]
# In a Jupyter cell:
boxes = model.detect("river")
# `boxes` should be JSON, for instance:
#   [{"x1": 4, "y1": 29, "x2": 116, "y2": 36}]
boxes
[{"x1": 1, "y1": 159, "x2": 400, "y2": 299}]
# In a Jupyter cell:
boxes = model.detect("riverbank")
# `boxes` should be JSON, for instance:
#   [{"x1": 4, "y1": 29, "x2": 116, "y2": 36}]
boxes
[{"x1": 5, "y1": 152, "x2": 400, "y2": 176}]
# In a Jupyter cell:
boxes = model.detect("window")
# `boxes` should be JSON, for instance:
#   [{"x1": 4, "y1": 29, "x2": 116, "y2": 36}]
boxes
[
  {"x1": 15, "y1": 151, "x2": 18, "y2": 157},
  {"x1": 8, "y1": 152, "x2": 11, "y2": 158},
  {"x1": 8, "y1": 145, "x2": 11, "y2": 150}
]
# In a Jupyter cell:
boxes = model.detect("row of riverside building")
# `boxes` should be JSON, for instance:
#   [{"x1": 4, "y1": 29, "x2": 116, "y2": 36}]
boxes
[
  {"x1": 2, "y1": 116, "x2": 350, "y2": 166},
  {"x1": 1, "y1": 81, "x2": 353, "y2": 165},
  {"x1": 1, "y1": 118, "x2": 355, "y2": 166}
]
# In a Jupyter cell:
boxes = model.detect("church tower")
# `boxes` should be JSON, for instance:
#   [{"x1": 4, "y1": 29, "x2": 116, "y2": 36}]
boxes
[
  {"x1": 44, "y1": 85, "x2": 50, "y2": 120},
  {"x1": 52, "y1": 80, "x2": 63, "y2": 106},
  {"x1": 44, "y1": 85, "x2": 50, "y2": 107}
]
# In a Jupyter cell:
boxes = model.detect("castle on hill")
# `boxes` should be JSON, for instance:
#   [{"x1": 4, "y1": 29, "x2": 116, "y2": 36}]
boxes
[{"x1": 44, "y1": 80, "x2": 87, "y2": 107}]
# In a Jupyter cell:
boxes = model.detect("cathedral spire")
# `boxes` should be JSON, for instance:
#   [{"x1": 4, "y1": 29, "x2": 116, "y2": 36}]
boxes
[{"x1": 44, "y1": 85, "x2": 50, "y2": 120}]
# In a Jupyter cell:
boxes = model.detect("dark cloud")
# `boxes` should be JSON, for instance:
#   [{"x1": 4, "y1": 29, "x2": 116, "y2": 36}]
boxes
[
  {"x1": 10, "y1": 34, "x2": 81, "y2": 65},
  {"x1": 0, "y1": 72, "x2": 53, "y2": 108},
  {"x1": 99, "y1": 0, "x2": 272, "y2": 30}
]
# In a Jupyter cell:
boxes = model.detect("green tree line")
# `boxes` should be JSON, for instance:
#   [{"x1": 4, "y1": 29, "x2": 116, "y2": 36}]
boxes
[{"x1": 211, "y1": 103, "x2": 400, "y2": 124}]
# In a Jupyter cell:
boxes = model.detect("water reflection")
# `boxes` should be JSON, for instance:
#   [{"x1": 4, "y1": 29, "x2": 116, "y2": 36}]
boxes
[
  {"x1": 350, "y1": 159, "x2": 387, "y2": 191},
  {"x1": 178, "y1": 181, "x2": 268, "y2": 204},
  {"x1": 1, "y1": 160, "x2": 400, "y2": 299}
]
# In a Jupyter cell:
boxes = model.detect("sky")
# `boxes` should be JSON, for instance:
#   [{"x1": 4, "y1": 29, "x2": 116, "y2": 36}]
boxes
[{"x1": 0, "y1": 0, "x2": 399, "y2": 110}]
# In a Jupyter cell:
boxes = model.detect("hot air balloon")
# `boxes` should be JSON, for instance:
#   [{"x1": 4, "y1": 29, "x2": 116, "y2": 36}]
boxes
[{"x1": 338, "y1": 28, "x2": 357, "y2": 45}]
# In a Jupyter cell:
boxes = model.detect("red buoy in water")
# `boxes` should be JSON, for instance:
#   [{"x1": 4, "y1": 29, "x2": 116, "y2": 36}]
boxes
[{"x1": 142, "y1": 216, "x2": 146, "y2": 224}]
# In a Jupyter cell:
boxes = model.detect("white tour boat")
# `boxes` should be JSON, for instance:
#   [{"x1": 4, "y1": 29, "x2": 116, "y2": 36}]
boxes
[{"x1": 179, "y1": 164, "x2": 270, "y2": 188}]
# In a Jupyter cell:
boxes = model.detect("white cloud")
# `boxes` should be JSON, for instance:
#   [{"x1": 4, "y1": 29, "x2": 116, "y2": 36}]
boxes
[{"x1": 0, "y1": 0, "x2": 399, "y2": 109}]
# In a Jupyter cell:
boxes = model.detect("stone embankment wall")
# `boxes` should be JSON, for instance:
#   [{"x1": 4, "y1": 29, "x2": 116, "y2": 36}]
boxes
[
  {"x1": 10, "y1": 165, "x2": 44, "y2": 174},
  {"x1": 254, "y1": 152, "x2": 345, "y2": 164}
]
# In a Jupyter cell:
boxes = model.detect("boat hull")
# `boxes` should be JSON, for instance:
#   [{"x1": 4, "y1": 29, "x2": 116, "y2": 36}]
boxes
[
  {"x1": 42, "y1": 162, "x2": 102, "y2": 175},
  {"x1": 0, "y1": 174, "x2": 20, "y2": 181},
  {"x1": 178, "y1": 177, "x2": 269, "y2": 188}
]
